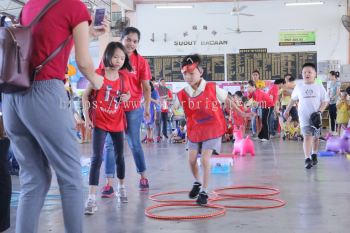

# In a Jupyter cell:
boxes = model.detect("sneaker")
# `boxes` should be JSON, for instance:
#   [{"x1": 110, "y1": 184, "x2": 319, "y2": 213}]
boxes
[
  {"x1": 212, "y1": 150, "x2": 220, "y2": 155},
  {"x1": 101, "y1": 185, "x2": 115, "y2": 198},
  {"x1": 156, "y1": 136, "x2": 161, "y2": 143},
  {"x1": 117, "y1": 187, "x2": 128, "y2": 203},
  {"x1": 84, "y1": 198, "x2": 97, "y2": 215},
  {"x1": 311, "y1": 153, "x2": 318, "y2": 166},
  {"x1": 148, "y1": 138, "x2": 154, "y2": 143},
  {"x1": 141, "y1": 136, "x2": 148, "y2": 144},
  {"x1": 196, "y1": 191, "x2": 208, "y2": 205},
  {"x1": 260, "y1": 138, "x2": 269, "y2": 142},
  {"x1": 139, "y1": 178, "x2": 149, "y2": 191},
  {"x1": 305, "y1": 158, "x2": 313, "y2": 169},
  {"x1": 189, "y1": 182, "x2": 201, "y2": 199}
]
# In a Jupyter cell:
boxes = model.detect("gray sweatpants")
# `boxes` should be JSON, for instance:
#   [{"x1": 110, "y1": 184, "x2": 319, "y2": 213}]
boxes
[{"x1": 2, "y1": 80, "x2": 83, "y2": 233}]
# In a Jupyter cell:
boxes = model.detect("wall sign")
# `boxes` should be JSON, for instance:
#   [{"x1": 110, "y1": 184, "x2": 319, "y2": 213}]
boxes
[
  {"x1": 279, "y1": 31, "x2": 316, "y2": 46},
  {"x1": 174, "y1": 40, "x2": 228, "y2": 46}
]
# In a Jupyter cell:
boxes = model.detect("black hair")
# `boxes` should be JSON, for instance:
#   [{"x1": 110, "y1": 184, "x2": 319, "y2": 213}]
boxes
[
  {"x1": 241, "y1": 96, "x2": 248, "y2": 104},
  {"x1": 235, "y1": 91, "x2": 243, "y2": 98},
  {"x1": 159, "y1": 78, "x2": 165, "y2": 82},
  {"x1": 346, "y1": 86, "x2": 350, "y2": 95},
  {"x1": 284, "y1": 74, "x2": 295, "y2": 82},
  {"x1": 103, "y1": 42, "x2": 132, "y2": 71},
  {"x1": 121, "y1": 27, "x2": 141, "y2": 55},
  {"x1": 302, "y1": 62, "x2": 317, "y2": 72},
  {"x1": 248, "y1": 80, "x2": 255, "y2": 87},
  {"x1": 149, "y1": 80, "x2": 155, "y2": 92},
  {"x1": 228, "y1": 92, "x2": 232, "y2": 96},
  {"x1": 329, "y1": 71, "x2": 340, "y2": 78},
  {"x1": 151, "y1": 76, "x2": 156, "y2": 81},
  {"x1": 285, "y1": 74, "x2": 295, "y2": 82},
  {"x1": 274, "y1": 79, "x2": 285, "y2": 85},
  {"x1": 121, "y1": 27, "x2": 141, "y2": 41},
  {"x1": 180, "y1": 119, "x2": 186, "y2": 127},
  {"x1": 252, "y1": 70, "x2": 260, "y2": 75},
  {"x1": 181, "y1": 54, "x2": 202, "y2": 68}
]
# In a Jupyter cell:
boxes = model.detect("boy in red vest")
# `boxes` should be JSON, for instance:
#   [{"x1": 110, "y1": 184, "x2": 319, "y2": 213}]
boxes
[{"x1": 176, "y1": 54, "x2": 251, "y2": 205}]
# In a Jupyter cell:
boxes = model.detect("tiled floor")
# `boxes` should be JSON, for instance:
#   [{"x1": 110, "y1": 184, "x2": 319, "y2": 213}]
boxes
[{"x1": 6, "y1": 138, "x2": 350, "y2": 233}]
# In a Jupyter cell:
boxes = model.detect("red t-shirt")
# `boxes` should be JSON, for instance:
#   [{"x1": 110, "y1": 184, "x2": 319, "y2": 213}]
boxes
[
  {"x1": 123, "y1": 52, "x2": 152, "y2": 111},
  {"x1": 232, "y1": 105, "x2": 246, "y2": 126},
  {"x1": 267, "y1": 84, "x2": 279, "y2": 105},
  {"x1": 21, "y1": 0, "x2": 91, "y2": 81},
  {"x1": 98, "y1": 53, "x2": 151, "y2": 111},
  {"x1": 249, "y1": 89, "x2": 274, "y2": 108},
  {"x1": 91, "y1": 70, "x2": 130, "y2": 132}
]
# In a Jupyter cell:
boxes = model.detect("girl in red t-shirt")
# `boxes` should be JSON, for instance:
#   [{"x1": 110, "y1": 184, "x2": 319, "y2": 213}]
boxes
[
  {"x1": 226, "y1": 92, "x2": 250, "y2": 139},
  {"x1": 247, "y1": 80, "x2": 274, "y2": 141},
  {"x1": 82, "y1": 42, "x2": 132, "y2": 215}
]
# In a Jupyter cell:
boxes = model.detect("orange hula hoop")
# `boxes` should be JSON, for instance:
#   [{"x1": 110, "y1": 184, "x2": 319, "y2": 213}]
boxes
[
  {"x1": 210, "y1": 196, "x2": 286, "y2": 209},
  {"x1": 149, "y1": 190, "x2": 195, "y2": 203},
  {"x1": 145, "y1": 203, "x2": 226, "y2": 220},
  {"x1": 213, "y1": 186, "x2": 280, "y2": 198}
]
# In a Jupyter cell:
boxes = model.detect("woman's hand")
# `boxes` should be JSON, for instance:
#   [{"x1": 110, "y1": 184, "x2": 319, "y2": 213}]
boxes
[
  {"x1": 89, "y1": 19, "x2": 109, "y2": 37},
  {"x1": 120, "y1": 92, "x2": 131, "y2": 102}
]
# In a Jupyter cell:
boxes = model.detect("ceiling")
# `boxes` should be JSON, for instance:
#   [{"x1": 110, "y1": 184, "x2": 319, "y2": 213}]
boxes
[{"x1": 0, "y1": 0, "x2": 24, "y2": 18}]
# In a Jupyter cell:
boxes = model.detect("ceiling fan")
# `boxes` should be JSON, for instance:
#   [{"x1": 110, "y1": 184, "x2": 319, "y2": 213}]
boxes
[
  {"x1": 226, "y1": 6, "x2": 262, "y2": 34},
  {"x1": 207, "y1": 0, "x2": 254, "y2": 17}
]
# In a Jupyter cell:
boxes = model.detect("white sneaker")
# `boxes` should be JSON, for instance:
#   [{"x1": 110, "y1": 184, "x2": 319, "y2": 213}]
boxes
[
  {"x1": 84, "y1": 198, "x2": 97, "y2": 215},
  {"x1": 117, "y1": 187, "x2": 128, "y2": 203},
  {"x1": 261, "y1": 138, "x2": 269, "y2": 142}
]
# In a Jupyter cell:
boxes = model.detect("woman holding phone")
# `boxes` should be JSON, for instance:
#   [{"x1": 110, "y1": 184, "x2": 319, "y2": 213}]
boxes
[{"x1": 1, "y1": 0, "x2": 108, "y2": 232}]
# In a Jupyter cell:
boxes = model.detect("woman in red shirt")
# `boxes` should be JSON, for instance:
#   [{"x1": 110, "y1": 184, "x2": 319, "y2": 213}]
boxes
[
  {"x1": 1, "y1": 1, "x2": 108, "y2": 232},
  {"x1": 82, "y1": 42, "x2": 131, "y2": 215},
  {"x1": 247, "y1": 80, "x2": 274, "y2": 141},
  {"x1": 102, "y1": 27, "x2": 152, "y2": 192}
]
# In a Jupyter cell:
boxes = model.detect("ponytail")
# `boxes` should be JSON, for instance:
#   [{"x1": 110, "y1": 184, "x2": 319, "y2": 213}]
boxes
[{"x1": 330, "y1": 71, "x2": 340, "y2": 78}]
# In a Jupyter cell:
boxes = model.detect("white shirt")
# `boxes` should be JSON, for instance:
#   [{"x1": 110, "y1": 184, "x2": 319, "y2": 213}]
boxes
[
  {"x1": 291, "y1": 82, "x2": 329, "y2": 128},
  {"x1": 173, "y1": 79, "x2": 228, "y2": 108}
]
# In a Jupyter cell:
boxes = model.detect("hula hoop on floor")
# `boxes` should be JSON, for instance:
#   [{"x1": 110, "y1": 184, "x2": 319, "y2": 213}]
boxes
[
  {"x1": 210, "y1": 196, "x2": 286, "y2": 209},
  {"x1": 149, "y1": 190, "x2": 195, "y2": 203},
  {"x1": 213, "y1": 186, "x2": 280, "y2": 198},
  {"x1": 145, "y1": 203, "x2": 226, "y2": 220}
]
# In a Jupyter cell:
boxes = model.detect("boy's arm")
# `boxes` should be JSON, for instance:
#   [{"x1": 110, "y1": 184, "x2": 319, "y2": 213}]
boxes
[
  {"x1": 318, "y1": 101, "x2": 328, "y2": 113},
  {"x1": 172, "y1": 94, "x2": 181, "y2": 110},
  {"x1": 284, "y1": 99, "x2": 297, "y2": 118},
  {"x1": 319, "y1": 85, "x2": 330, "y2": 112}
]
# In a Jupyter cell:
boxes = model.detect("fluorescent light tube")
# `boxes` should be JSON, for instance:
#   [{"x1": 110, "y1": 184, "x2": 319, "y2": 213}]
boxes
[
  {"x1": 285, "y1": 1, "x2": 324, "y2": 6},
  {"x1": 155, "y1": 5, "x2": 193, "y2": 9}
]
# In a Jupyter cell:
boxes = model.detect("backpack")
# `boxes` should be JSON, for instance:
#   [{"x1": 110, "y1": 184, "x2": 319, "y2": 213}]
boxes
[{"x1": 0, "y1": 0, "x2": 71, "y2": 93}]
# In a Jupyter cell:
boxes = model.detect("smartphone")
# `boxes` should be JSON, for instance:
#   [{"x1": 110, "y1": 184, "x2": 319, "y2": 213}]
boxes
[{"x1": 93, "y1": 8, "x2": 106, "y2": 29}]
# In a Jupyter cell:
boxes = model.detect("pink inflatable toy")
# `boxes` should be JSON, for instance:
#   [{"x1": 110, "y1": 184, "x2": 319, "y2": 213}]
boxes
[
  {"x1": 232, "y1": 126, "x2": 255, "y2": 156},
  {"x1": 326, "y1": 128, "x2": 350, "y2": 153}
]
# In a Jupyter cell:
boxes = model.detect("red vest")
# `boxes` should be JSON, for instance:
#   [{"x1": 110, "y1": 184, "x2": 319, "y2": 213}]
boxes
[
  {"x1": 90, "y1": 76, "x2": 127, "y2": 132},
  {"x1": 177, "y1": 83, "x2": 226, "y2": 143}
]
